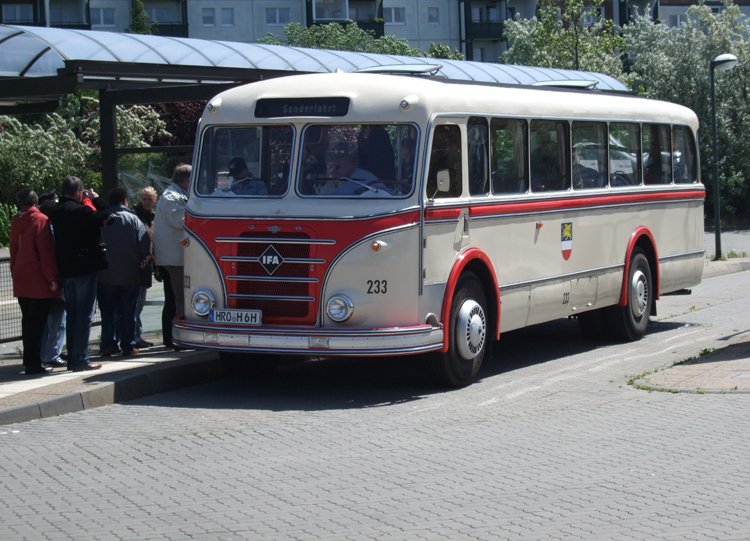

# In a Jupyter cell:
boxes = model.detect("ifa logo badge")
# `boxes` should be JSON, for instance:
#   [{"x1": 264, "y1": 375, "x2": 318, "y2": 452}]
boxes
[
  {"x1": 259, "y1": 245, "x2": 283, "y2": 275},
  {"x1": 561, "y1": 222, "x2": 573, "y2": 261}
]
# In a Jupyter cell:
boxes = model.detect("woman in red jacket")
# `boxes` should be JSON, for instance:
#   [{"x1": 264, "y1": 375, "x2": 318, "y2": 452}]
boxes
[{"x1": 10, "y1": 187, "x2": 60, "y2": 375}]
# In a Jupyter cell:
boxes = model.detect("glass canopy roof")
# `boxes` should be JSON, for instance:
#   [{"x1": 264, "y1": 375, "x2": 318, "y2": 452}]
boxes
[{"x1": 0, "y1": 24, "x2": 628, "y2": 91}]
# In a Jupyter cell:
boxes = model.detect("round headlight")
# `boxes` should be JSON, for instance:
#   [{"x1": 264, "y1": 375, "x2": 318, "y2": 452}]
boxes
[
  {"x1": 326, "y1": 294, "x2": 354, "y2": 322},
  {"x1": 191, "y1": 288, "x2": 216, "y2": 317}
]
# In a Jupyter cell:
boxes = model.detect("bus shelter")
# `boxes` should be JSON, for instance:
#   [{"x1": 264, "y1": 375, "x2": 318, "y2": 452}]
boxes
[{"x1": 0, "y1": 24, "x2": 627, "y2": 194}]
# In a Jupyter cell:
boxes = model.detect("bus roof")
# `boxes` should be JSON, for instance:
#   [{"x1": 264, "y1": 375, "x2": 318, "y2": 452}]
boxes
[{"x1": 204, "y1": 72, "x2": 698, "y2": 130}]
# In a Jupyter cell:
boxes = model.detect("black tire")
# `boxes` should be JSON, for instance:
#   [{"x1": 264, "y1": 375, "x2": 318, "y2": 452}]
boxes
[
  {"x1": 606, "y1": 247, "x2": 653, "y2": 341},
  {"x1": 218, "y1": 351, "x2": 280, "y2": 377},
  {"x1": 432, "y1": 272, "x2": 488, "y2": 388}
]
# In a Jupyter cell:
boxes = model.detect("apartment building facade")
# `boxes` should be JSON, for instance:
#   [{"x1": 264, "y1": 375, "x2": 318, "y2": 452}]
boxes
[{"x1": 1, "y1": 0, "x2": 748, "y2": 63}]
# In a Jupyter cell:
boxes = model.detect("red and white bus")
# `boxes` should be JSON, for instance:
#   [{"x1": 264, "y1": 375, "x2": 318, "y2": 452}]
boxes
[{"x1": 173, "y1": 70, "x2": 704, "y2": 386}]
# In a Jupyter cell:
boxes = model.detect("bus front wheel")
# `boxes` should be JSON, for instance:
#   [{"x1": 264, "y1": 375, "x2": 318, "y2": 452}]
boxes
[
  {"x1": 607, "y1": 247, "x2": 653, "y2": 341},
  {"x1": 433, "y1": 272, "x2": 487, "y2": 388}
]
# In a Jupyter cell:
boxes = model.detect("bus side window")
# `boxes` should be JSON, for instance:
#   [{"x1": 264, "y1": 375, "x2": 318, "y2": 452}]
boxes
[
  {"x1": 643, "y1": 124, "x2": 672, "y2": 184},
  {"x1": 468, "y1": 117, "x2": 489, "y2": 196},
  {"x1": 530, "y1": 120, "x2": 570, "y2": 192},
  {"x1": 427, "y1": 125, "x2": 463, "y2": 199},
  {"x1": 572, "y1": 121, "x2": 607, "y2": 190},
  {"x1": 609, "y1": 123, "x2": 641, "y2": 187},
  {"x1": 672, "y1": 125, "x2": 697, "y2": 184},
  {"x1": 491, "y1": 118, "x2": 528, "y2": 194}
]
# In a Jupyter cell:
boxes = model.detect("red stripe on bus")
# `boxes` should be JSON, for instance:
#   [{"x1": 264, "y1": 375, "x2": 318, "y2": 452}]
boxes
[
  {"x1": 468, "y1": 190, "x2": 705, "y2": 218},
  {"x1": 424, "y1": 207, "x2": 463, "y2": 220}
]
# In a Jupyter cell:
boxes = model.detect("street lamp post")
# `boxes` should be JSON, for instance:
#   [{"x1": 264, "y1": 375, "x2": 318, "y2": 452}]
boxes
[{"x1": 710, "y1": 53, "x2": 738, "y2": 260}]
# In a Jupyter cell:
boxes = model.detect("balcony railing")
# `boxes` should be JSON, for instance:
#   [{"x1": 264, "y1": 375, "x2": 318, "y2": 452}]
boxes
[
  {"x1": 468, "y1": 20, "x2": 504, "y2": 40},
  {"x1": 152, "y1": 23, "x2": 189, "y2": 37}
]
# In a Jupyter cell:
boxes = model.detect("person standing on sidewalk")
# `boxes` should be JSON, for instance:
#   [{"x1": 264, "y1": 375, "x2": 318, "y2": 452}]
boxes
[
  {"x1": 10, "y1": 187, "x2": 60, "y2": 376},
  {"x1": 37, "y1": 190, "x2": 67, "y2": 369},
  {"x1": 97, "y1": 188, "x2": 151, "y2": 357},
  {"x1": 133, "y1": 186, "x2": 157, "y2": 349},
  {"x1": 48, "y1": 176, "x2": 112, "y2": 372},
  {"x1": 154, "y1": 164, "x2": 190, "y2": 329}
]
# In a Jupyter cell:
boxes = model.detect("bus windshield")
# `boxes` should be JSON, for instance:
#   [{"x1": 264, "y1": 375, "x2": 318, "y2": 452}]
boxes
[
  {"x1": 195, "y1": 125, "x2": 294, "y2": 196},
  {"x1": 298, "y1": 123, "x2": 418, "y2": 197}
]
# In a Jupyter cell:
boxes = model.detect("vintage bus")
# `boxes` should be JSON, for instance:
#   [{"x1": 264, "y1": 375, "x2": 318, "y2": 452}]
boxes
[{"x1": 173, "y1": 69, "x2": 704, "y2": 387}]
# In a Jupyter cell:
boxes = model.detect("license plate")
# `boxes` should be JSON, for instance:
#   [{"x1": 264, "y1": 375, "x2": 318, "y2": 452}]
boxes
[{"x1": 210, "y1": 308, "x2": 262, "y2": 326}]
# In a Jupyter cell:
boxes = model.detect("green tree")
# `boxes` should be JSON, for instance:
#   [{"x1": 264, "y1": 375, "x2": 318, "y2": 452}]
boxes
[
  {"x1": 262, "y1": 21, "x2": 463, "y2": 59},
  {"x1": 501, "y1": 0, "x2": 629, "y2": 81},
  {"x1": 623, "y1": 4, "x2": 750, "y2": 224},
  {"x1": 127, "y1": 0, "x2": 153, "y2": 34},
  {"x1": 0, "y1": 93, "x2": 170, "y2": 204}
]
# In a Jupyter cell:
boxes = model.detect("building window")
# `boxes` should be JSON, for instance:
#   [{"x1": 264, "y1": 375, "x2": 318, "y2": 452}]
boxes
[
  {"x1": 314, "y1": 0, "x2": 347, "y2": 20},
  {"x1": 221, "y1": 7, "x2": 234, "y2": 26},
  {"x1": 2, "y1": 4, "x2": 33, "y2": 23},
  {"x1": 266, "y1": 7, "x2": 291, "y2": 25},
  {"x1": 202, "y1": 7, "x2": 215, "y2": 26},
  {"x1": 427, "y1": 7, "x2": 439, "y2": 24},
  {"x1": 384, "y1": 6, "x2": 405, "y2": 24},
  {"x1": 146, "y1": 7, "x2": 172, "y2": 24},
  {"x1": 91, "y1": 7, "x2": 115, "y2": 26}
]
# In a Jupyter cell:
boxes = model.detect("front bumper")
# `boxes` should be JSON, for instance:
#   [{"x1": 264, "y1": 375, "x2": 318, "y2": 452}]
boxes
[{"x1": 173, "y1": 319, "x2": 445, "y2": 356}]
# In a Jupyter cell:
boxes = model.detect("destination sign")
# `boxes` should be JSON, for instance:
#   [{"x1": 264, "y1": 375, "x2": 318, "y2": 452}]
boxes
[{"x1": 255, "y1": 97, "x2": 350, "y2": 118}]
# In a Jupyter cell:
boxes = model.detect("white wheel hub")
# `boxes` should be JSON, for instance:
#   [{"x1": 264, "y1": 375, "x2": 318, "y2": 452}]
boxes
[
  {"x1": 456, "y1": 300, "x2": 486, "y2": 360},
  {"x1": 630, "y1": 269, "x2": 648, "y2": 318}
]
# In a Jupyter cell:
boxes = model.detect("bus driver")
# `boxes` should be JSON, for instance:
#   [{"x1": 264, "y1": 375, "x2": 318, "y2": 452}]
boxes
[
  {"x1": 227, "y1": 157, "x2": 267, "y2": 195},
  {"x1": 330, "y1": 154, "x2": 390, "y2": 195}
]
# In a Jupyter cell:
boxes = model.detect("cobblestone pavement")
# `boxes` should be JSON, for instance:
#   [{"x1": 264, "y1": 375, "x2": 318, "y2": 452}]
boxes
[{"x1": 2, "y1": 269, "x2": 750, "y2": 539}]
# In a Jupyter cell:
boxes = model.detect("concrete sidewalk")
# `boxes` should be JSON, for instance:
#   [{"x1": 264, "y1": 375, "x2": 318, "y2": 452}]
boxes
[{"x1": 1, "y1": 257, "x2": 750, "y2": 426}]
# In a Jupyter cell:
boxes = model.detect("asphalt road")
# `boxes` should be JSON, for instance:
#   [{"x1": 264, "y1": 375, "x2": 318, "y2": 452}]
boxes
[{"x1": 1, "y1": 248, "x2": 750, "y2": 539}]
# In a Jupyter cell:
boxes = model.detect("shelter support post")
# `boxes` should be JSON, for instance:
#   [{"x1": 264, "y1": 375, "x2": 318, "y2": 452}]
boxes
[{"x1": 99, "y1": 90, "x2": 117, "y2": 195}]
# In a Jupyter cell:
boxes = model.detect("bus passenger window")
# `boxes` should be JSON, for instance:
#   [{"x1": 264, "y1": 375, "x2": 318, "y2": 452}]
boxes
[
  {"x1": 609, "y1": 123, "x2": 641, "y2": 187},
  {"x1": 468, "y1": 117, "x2": 489, "y2": 196},
  {"x1": 491, "y1": 118, "x2": 528, "y2": 194},
  {"x1": 572, "y1": 122, "x2": 607, "y2": 190},
  {"x1": 530, "y1": 120, "x2": 570, "y2": 192},
  {"x1": 643, "y1": 124, "x2": 672, "y2": 184},
  {"x1": 672, "y1": 125, "x2": 697, "y2": 184},
  {"x1": 427, "y1": 125, "x2": 462, "y2": 199}
]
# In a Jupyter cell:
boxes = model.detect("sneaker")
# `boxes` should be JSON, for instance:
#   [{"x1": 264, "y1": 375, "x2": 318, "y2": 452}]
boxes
[
  {"x1": 122, "y1": 348, "x2": 141, "y2": 357},
  {"x1": 43, "y1": 358, "x2": 67, "y2": 368},
  {"x1": 25, "y1": 366, "x2": 53, "y2": 375}
]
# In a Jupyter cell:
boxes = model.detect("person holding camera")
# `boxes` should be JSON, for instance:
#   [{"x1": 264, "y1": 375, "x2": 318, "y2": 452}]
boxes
[{"x1": 48, "y1": 176, "x2": 112, "y2": 372}]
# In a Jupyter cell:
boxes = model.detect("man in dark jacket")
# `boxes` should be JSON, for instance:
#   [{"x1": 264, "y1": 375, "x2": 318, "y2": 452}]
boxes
[
  {"x1": 48, "y1": 176, "x2": 112, "y2": 372},
  {"x1": 97, "y1": 188, "x2": 151, "y2": 357}
]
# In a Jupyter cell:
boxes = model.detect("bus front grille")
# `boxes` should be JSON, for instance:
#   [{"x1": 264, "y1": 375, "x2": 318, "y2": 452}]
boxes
[{"x1": 217, "y1": 232, "x2": 332, "y2": 322}]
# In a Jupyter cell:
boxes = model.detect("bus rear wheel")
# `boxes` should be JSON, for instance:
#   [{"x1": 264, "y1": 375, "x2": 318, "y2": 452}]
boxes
[
  {"x1": 607, "y1": 247, "x2": 653, "y2": 341},
  {"x1": 433, "y1": 272, "x2": 487, "y2": 388}
]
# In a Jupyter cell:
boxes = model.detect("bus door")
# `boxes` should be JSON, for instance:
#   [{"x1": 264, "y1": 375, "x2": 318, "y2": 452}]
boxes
[{"x1": 422, "y1": 121, "x2": 468, "y2": 316}]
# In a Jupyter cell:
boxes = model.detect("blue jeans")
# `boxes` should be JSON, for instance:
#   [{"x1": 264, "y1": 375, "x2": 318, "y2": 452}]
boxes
[
  {"x1": 41, "y1": 299, "x2": 66, "y2": 363},
  {"x1": 62, "y1": 273, "x2": 98, "y2": 368},
  {"x1": 97, "y1": 283, "x2": 140, "y2": 354},
  {"x1": 135, "y1": 286, "x2": 148, "y2": 343}
]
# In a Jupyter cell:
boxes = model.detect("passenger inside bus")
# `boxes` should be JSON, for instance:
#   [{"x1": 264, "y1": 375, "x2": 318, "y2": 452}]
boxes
[
  {"x1": 300, "y1": 126, "x2": 329, "y2": 194},
  {"x1": 358, "y1": 126, "x2": 396, "y2": 180},
  {"x1": 530, "y1": 129, "x2": 562, "y2": 191},
  {"x1": 227, "y1": 157, "x2": 268, "y2": 195}
]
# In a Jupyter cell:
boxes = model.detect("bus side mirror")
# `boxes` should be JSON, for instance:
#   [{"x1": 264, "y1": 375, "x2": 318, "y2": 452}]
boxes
[{"x1": 436, "y1": 170, "x2": 451, "y2": 193}]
